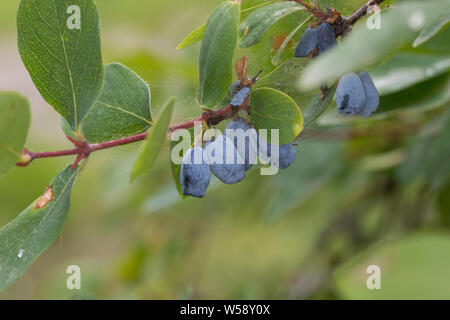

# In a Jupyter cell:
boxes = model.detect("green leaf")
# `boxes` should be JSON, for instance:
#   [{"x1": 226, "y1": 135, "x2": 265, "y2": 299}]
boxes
[
  {"x1": 0, "y1": 92, "x2": 30, "y2": 177},
  {"x1": 271, "y1": 15, "x2": 313, "y2": 66},
  {"x1": 17, "y1": 0, "x2": 104, "y2": 130},
  {"x1": 176, "y1": 24, "x2": 205, "y2": 50},
  {"x1": 413, "y1": 14, "x2": 450, "y2": 48},
  {"x1": 82, "y1": 63, "x2": 152, "y2": 143},
  {"x1": 266, "y1": 141, "x2": 343, "y2": 220},
  {"x1": 250, "y1": 87, "x2": 303, "y2": 144},
  {"x1": 131, "y1": 97, "x2": 175, "y2": 181},
  {"x1": 0, "y1": 165, "x2": 79, "y2": 292},
  {"x1": 334, "y1": 233, "x2": 450, "y2": 299},
  {"x1": 370, "y1": 52, "x2": 450, "y2": 95},
  {"x1": 303, "y1": 85, "x2": 336, "y2": 127},
  {"x1": 256, "y1": 58, "x2": 315, "y2": 109},
  {"x1": 397, "y1": 109, "x2": 450, "y2": 188},
  {"x1": 378, "y1": 73, "x2": 450, "y2": 114},
  {"x1": 239, "y1": 1, "x2": 303, "y2": 48},
  {"x1": 299, "y1": 0, "x2": 450, "y2": 90},
  {"x1": 198, "y1": 1, "x2": 240, "y2": 108}
]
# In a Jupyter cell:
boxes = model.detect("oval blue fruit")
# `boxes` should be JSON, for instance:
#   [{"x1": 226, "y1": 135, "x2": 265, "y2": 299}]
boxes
[
  {"x1": 336, "y1": 73, "x2": 366, "y2": 115},
  {"x1": 317, "y1": 22, "x2": 336, "y2": 53},
  {"x1": 205, "y1": 134, "x2": 246, "y2": 184},
  {"x1": 358, "y1": 72, "x2": 380, "y2": 117},
  {"x1": 230, "y1": 86, "x2": 251, "y2": 107},
  {"x1": 226, "y1": 118, "x2": 258, "y2": 171},
  {"x1": 294, "y1": 27, "x2": 319, "y2": 58},
  {"x1": 263, "y1": 142, "x2": 296, "y2": 169},
  {"x1": 180, "y1": 147, "x2": 211, "y2": 198}
]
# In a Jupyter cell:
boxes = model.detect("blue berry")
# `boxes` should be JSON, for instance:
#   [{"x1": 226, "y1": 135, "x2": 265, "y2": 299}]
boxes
[
  {"x1": 317, "y1": 23, "x2": 336, "y2": 53},
  {"x1": 277, "y1": 143, "x2": 297, "y2": 169},
  {"x1": 358, "y1": 72, "x2": 379, "y2": 117},
  {"x1": 226, "y1": 118, "x2": 258, "y2": 171},
  {"x1": 295, "y1": 27, "x2": 319, "y2": 58},
  {"x1": 264, "y1": 143, "x2": 296, "y2": 169},
  {"x1": 205, "y1": 135, "x2": 246, "y2": 184},
  {"x1": 230, "y1": 80, "x2": 241, "y2": 95},
  {"x1": 180, "y1": 147, "x2": 210, "y2": 198},
  {"x1": 336, "y1": 73, "x2": 366, "y2": 115},
  {"x1": 230, "y1": 86, "x2": 251, "y2": 107}
]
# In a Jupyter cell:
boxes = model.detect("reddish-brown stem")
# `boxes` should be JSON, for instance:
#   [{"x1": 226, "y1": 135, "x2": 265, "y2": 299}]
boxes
[
  {"x1": 16, "y1": 99, "x2": 250, "y2": 167},
  {"x1": 344, "y1": 0, "x2": 385, "y2": 25}
]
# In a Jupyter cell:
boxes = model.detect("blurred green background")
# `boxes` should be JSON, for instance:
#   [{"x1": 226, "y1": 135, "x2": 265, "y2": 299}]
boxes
[{"x1": 1, "y1": 0, "x2": 449, "y2": 299}]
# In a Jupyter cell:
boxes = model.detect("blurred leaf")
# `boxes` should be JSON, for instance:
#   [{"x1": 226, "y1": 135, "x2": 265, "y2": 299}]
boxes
[
  {"x1": 250, "y1": 87, "x2": 303, "y2": 144},
  {"x1": 198, "y1": 1, "x2": 240, "y2": 108},
  {"x1": 334, "y1": 233, "x2": 450, "y2": 299},
  {"x1": 239, "y1": 1, "x2": 303, "y2": 48},
  {"x1": 300, "y1": 0, "x2": 450, "y2": 90},
  {"x1": 272, "y1": 15, "x2": 313, "y2": 66},
  {"x1": 303, "y1": 85, "x2": 336, "y2": 127},
  {"x1": 437, "y1": 179, "x2": 450, "y2": 226},
  {"x1": 131, "y1": 97, "x2": 175, "y2": 181},
  {"x1": 378, "y1": 73, "x2": 450, "y2": 114},
  {"x1": 17, "y1": 0, "x2": 104, "y2": 130},
  {"x1": 370, "y1": 52, "x2": 450, "y2": 95},
  {"x1": 0, "y1": 165, "x2": 79, "y2": 292},
  {"x1": 413, "y1": 14, "x2": 450, "y2": 48},
  {"x1": 176, "y1": 24, "x2": 206, "y2": 50},
  {"x1": 82, "y1": 63, "x2": 152, "y2": 143},
  {"x1": 117, "y1": 244, "x2": 148, "y2": 283},
  {"x1": 0, "y1": 92, "x2": 30, "y2": 177},
  {"x1": 397, "y1": 109, "x2": 450, "y2": 188},
  {"x1": 266, "y1": 141, "x2": 343, "y2": 219}
]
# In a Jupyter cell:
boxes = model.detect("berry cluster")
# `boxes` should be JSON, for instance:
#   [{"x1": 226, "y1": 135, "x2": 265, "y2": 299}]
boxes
[
  {"x1": 180, "y1": 84, "x2": 296, "y2": 198},
  {"x1": 294, "y1": 20, "x2": 380, "y2": 117}
]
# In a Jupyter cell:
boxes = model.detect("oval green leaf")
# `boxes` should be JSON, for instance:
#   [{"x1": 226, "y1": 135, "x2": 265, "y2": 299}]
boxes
[
  {"x1": 198, "y1": 1, "x2": 240, "y2": 108},
  {"x1": 370, "y1": 52, "x2": 450, "y2": 95},
  {"x1": 82, "y1": 63, "x2": 152, "y2": 143},
  {"x1": 17, "y1": 0, "x2": 104, "y2": 130},
  {"x1": 239, "y1": 1, "x2": 303, "y2": 48},
  {"x1": 413, "y1": 13, "x2": 450, "y2": 48},
  {"x1": 0, "y1": 165, "x2": 79, "y2": 292},
  {"x1": 303, "y1": 85, "x2": 336, "y2": 127},
  {"x1": 177, "y1": 24, "x2": 206, "y2": 50},
  {"x1": 131, "y1": 97, "x2": 175, "y2": 181},
  {"x1": 0, "y1": 92, "x2": 30, "y2": 177},
  {"x1": 250, "y1": 87, "x2": 303, "y2": 144},
  {"x1": 272, "y1": 15, "x2": 313, "y2": 66}
]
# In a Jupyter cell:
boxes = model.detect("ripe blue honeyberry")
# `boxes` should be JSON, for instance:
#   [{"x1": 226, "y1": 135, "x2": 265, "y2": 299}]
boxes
[
  {"x1": 205, "y1": 135, "x2": 246, "y2": 184},
  {"x1": 294, "y1": 27, "x2": 319, "y2": 58},
  {"x1": 264, "y1": 143, "x2": 297, "y2": 169},
  {"x1": 358, "y1": 72, "x2": 380, "y2": 117},
  {"x1": 230, "y1": 80, "x2": 241, "y2": 95},
  {"x1": 336, "y1": 73, "x2": 366, "y2": 115},
  {"x1": 230, "y1": 86, "x2": 251, "y2": 107},
  {"x1": 226, "y1": 118, "x2": 258, "y2": 171},
  {"x1": 317, "y1": 23, "x2": 336, "y2": 53},
  {"x1": 180, "y1": 147, "x2": 211, "y2": 198}
]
